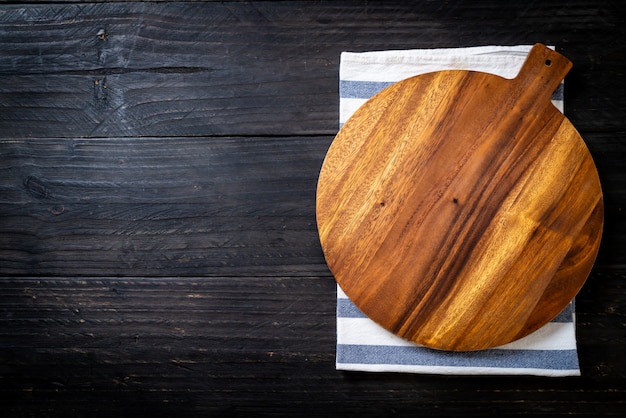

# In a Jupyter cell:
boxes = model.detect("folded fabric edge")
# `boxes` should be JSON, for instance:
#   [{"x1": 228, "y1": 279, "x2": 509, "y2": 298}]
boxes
[
  {"x1": 334, "y1": 44, "x2": 579, "y2": 376},
  {"x1": 335, "y1": 362, "x2": 581, "y2": 377},
  {"x1": 340, "y1": 45, "x2": 556, "y2": 85},
  {"x1": 341, "y1": 44, "x2": 535, "y2": 58},
  {"x1": 340, "y1": 44, "x2": 554, "y2": 68}
]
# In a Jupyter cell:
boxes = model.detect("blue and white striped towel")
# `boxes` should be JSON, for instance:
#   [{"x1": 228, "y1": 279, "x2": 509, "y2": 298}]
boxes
[{"x1": 336, "y1": 45, "x2": 580, "y2": 377}]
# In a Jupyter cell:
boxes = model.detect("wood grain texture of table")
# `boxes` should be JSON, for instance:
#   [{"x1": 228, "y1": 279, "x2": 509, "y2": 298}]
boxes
[{"x1": 1, "y1": 1, "x2": 625, "y2": 416}]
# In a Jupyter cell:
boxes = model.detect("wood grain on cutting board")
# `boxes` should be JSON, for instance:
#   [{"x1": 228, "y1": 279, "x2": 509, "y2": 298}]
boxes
[{"x1": 317, "y1": 44, "x2": 603, "y2": 351}]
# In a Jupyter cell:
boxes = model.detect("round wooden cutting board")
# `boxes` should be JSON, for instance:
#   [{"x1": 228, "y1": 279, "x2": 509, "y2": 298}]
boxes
[{"x1": 316, "y1": 44, "x2": 603, "y2": 351}]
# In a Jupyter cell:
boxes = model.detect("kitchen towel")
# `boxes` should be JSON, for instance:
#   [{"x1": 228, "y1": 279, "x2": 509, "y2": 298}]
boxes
[{"x1": 336, "y1": 45, "x2": 580, "y2": 377}]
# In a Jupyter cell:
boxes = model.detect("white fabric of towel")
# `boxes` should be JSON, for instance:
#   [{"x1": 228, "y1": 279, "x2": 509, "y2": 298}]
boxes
[{"x1": 336, "y1": 45, "x2": 580, "y2": 377}]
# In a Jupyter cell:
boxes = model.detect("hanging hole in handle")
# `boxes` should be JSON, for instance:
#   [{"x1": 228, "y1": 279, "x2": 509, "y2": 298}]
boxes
[{"x1": 545, "y1": 59, "x2": 552, "y2": 67}]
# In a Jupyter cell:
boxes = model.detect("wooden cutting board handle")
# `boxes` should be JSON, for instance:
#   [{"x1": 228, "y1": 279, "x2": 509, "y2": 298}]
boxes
[
  {"x1": 512, "y1": 44, "x2": 572, "y2": 103},
  {"x1": 317, "y1": 44, "x2": 603, "y2": 351}
]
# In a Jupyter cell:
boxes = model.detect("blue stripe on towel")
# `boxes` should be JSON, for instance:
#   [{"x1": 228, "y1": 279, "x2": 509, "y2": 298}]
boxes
[
  {"x1": 340, "y1": 79, "x2": 563, "y2": 101},
  {"x1": 552, "y1": 83, "x2": 564, "y2": 100},
  {"x1": 553, "y1": 301, "x2": 574, "y2": 322},
  {"x1": 337, "y1": 344, "x2": 580, "y2": 370},
  {"x1": 338, "y1": 295, "x2": 574, "y2": 323},
  {"x1": 340, "y1": 80, "x2": 394, "y2": 98},
  {"x1": 337, "y1": 298, "x2": 367, "y2": 318}
]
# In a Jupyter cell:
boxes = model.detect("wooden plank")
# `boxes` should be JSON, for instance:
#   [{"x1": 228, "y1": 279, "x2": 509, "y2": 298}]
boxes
[
  {"x1": 0, "y1": 1, "x2": 624, "y2": 137},
  {"x1": 0, "y1": 136, "x2": 331, "y2": 276},
  {"x1": 1, "y1": 133, "x2": 623, "y2": 276},
  {"x1": 0, "y1": 274, "x2": 624, "y2": 416},
  {"x1": 0, "y1": 71, "x2": 338, "y2": 137}
]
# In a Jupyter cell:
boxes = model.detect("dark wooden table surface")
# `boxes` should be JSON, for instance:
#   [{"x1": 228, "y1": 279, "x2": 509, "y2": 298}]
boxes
[{"x1": 1, "y1": 1, "x2": 624, "y2": 416}]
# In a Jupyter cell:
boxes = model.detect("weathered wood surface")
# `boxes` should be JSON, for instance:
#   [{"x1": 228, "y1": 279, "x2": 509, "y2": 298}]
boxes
[
  {"x1": 317, "y1": 45, "x2": 603, "y2": 350},
  {"x1": 0, "y1": 133, "x2": 621, "y2": 276},
  {"x1": 0, "y1": 1, "x2": 624, "y2": 137},
  {"x1": 1, "y1": 273, "x2": 624, "y2": 416},
  {"x1": 0, "y1": 136, "x2": 330, "y2": 276},
  {"x1": 1, "y1": 0, "x2": 625, "y2": 416}
]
